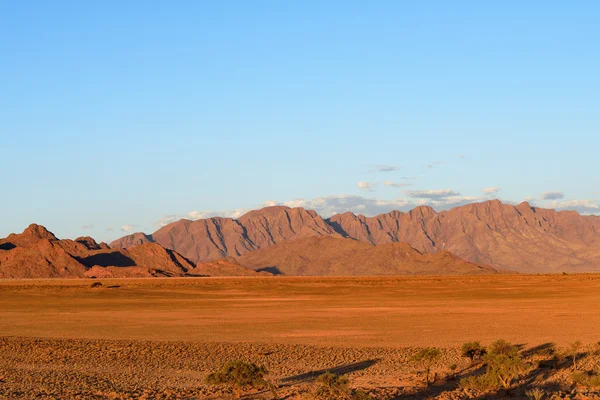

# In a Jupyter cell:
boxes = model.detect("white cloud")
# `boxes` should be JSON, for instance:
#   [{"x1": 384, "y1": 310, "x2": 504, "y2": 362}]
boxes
[
  {"x1": 482, "y1": 187, "x2": 501, "y2": 195},
  {"x1": 81, "y1": 224, "x2": 94, "y2": 230},
  {"x1": 541, "y1": 191, "x2": 565, "y2": 200},
  {"x1": 279, "y1": 195, "x2": 413, "y2": 217},
  {"x1": 384, "y1": 180, "x2": 412, "y2": 188},
  {"x1": 550, "y1": 199, "x2": 600, "y2": 214},
  {"x1": 406, "y1": 189, "x2": 460, "y2": 199},
  {"x1": 120, "y1": 224, "x2": 138, "y2": 232},
  {"x1": 357, "y1": 181, "x2": 376, "y2": 191},
  {"x1": 106, "y1": 227, "x2": 114, "y2": 231}
]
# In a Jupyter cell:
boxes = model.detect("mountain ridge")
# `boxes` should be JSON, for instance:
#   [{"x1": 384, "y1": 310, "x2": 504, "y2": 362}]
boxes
[{"x1": 110, "y1": 200, "x2": 600, "y2": 272}]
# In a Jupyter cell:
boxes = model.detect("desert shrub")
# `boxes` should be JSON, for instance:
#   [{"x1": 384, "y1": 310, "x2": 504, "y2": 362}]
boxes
[
  {"x1": 572, "y1": 371, "x2": 600, "y2": 388},
  {"x1": 488, "y1": 339, "x2": 519, "y2": 357},
  {"x1": 461, "y1": 341, "x2": 487, "y2": 363},
  {"x1": 310, "y1": 372, "x2": 369, "y2": 400},
  {"x1": 459, "y1": 373, "x2": 500, "y2": 392},
  {"x1": 411, "y1": 348, "x2": 441, "y2": 389},
  {"x1": 205, "y1": 360, "x2": 269, "y2": 399},
  {"x1": 526, "y1": 387, "x2": 546, "y2": 400},
  {"x1": 90, "y1": 281, "x2": 103, "y2": 288},
  {"x1": 311, "y1": 372, "x2": 350, "y2": 400}
]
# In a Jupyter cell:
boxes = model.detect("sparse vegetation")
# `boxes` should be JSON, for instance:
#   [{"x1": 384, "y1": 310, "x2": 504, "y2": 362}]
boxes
[
  {"x1": 572, "y1": 371, "x2": 600, "y2": 388},
  {"x1": 205, "y1": 360, "x2": 270, "y2": 399},
  {"x1": 567, "y1": 340, "x2": 582, "y2": 370},
  {"x1": 526, "y1": 387, "x2": 546, "y2": 400},
  {"x1": 461, "y1": 341, "x2": 487, "y2": 363},
  {"x1": 460, "y1": 340, "x2": 528, "y2": 392},
  {"x1": 411, "y1": 347, "x2": 441, "y2": 389},
  {"x1": 310, "y1": 372, "x2": 370, "y2": 400}
]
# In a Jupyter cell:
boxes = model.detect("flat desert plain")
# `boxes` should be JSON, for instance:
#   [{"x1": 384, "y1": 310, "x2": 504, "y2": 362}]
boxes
[{"x1": 2, "y1": 275, "x2": 600, "y2": 399}]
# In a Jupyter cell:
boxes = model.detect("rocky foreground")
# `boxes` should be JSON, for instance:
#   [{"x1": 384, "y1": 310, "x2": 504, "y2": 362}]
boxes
[{"x1": 1, "y1": 337, "x2": 599, "y2": 399}]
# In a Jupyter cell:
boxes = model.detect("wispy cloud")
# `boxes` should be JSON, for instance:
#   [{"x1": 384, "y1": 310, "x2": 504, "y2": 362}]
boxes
[
  {"x1": 427, "y1": 161, "x2": 444, "y2": 168},
  {"x1": 406, "y1": 189, "x2": 460, "y2": 199},
  {"x1": 384, "y1": 180, "x2": 412, "y2": 188},
  {"x1": 541, "y1": 191, "x2": 565, "y2": 200},
  {"x1": 482, "y1": 187, "x2": 502, "y2": 195},
  {"x1": 81, "y1": 224, "x2": 94, "y2": 230},
  {"x1": 357, "y1": 181, "x2": 376, "y2": 192},
  {"x1": 370, "y1": 164, "x2": 401, "y2": 172}
]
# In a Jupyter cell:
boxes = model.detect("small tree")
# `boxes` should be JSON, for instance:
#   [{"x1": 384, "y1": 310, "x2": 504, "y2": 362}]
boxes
[
  {"x1": 461, "y1": 342, "x2": 487, "y2": 364},
  {"x1": 205, "y1": 360, "x2": 270, "y2": 399},
  {"x1": 411, "y1": 348, "x2": 441, "y2": 389},
  {"x1": 568, "y1": 340, "x2": 582, "y2": 370}
]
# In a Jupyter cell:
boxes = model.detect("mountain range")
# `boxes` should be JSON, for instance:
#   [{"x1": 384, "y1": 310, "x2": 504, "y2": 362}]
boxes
[
  {"x1": 111, "y1": 200, "x2": 600, "y2": 273},
  {"x1": 3, "y1": 200, "x2": 599, "y2": 278}
]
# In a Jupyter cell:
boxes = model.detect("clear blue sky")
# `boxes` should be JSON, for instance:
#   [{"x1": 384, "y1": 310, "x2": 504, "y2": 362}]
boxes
[{"x1": 1, "y1": 1, "x2": 599, "y2": 242}]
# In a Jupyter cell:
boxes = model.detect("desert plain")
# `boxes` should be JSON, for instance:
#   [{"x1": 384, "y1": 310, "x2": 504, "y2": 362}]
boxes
[{"x1": 2, "y1": 274, "x2": 600, "y2": 399}]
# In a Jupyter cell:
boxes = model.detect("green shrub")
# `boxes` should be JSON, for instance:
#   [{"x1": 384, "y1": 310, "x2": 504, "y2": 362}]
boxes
[
  {"x1": 411, "y1": 348, "x2": 441, "y2": 389},
  {"x1": 461, "y1": 342, "x2": 487, "y2": 363},
  {"x1": 488, "y1": 339, "x2": 519, "y2": 357},
  {"x1": 205, "y1": 360, "x2": 269, "y2": 399},
  {"x1": 572, "y1": 371, "x2": 600, "y2": 388},
  {"x1": 459, "y1": 374, "x2": 500, "y2": 392}
]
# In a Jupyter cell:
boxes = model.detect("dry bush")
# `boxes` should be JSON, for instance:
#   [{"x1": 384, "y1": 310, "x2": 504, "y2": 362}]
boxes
[
  {"x1": 309, "y1": 372, "x2": 370, "y2": 400},
  {"x1": 205, "y1": 360, "x2": 270, "y2": 399}
]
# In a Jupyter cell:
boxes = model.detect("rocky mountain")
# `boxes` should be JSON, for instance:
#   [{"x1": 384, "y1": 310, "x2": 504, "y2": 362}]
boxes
[
  {"x1": 0, "y1": 224, "x2": 198, "y2": 279},
  {"x1": 111, "y1": 206, "x2": 340, "y2": 263},
  {"x1": 112, "y1": 201, "x2": 600, "y2": 272},
  {"x1": 237, "y1": 236, "x2": 496, "y2": 276}
]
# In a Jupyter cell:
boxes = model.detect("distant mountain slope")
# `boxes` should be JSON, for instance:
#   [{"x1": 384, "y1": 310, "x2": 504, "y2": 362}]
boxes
[
  {"x1": 236, "y1": 236, "x2": 496, "y2": 276},
  {"x1": 111, "y1": 201, "x2": 600, "y2": 272},
  {"x1": 196, "y1": 258, "x2": 273, "y2": 277}
]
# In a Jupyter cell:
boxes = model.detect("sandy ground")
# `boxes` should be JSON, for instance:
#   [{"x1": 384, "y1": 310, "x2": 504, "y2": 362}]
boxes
[{"x1": 2, "y1": 275, "x2": 600, "y2": 399}]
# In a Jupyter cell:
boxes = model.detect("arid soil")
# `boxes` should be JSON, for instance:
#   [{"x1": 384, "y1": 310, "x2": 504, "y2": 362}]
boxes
[{"x1": 2, "y1": 275, "x2": 600, "y2": 399}]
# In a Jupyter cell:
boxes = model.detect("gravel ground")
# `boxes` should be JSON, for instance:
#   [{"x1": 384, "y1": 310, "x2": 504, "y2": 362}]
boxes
[{"x1": 2, "y1": 337, "x2": 600, "y2": 399}]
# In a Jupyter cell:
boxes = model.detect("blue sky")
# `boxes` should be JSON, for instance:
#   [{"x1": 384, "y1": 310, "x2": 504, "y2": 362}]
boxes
[{"x1": 1, "y1": 1, "x2": 599, "y2": 241}]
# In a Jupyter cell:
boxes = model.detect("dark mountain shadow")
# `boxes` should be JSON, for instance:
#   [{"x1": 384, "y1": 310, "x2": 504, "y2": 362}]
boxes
[
  {"x1": 0, "y1": 242, "x2": 16, "y2": 250},
  {"x1": 281, "y1": 359, "x2": 379, "y2": 384},
  {"x1": 78, "y1": 252, "x2": 136, "y2": 268},
  {"x1": 325, "y1": 219, "x2": 350, "y2": 238},
  {"x1": 256, "y1": 266, "x2": 283, "y2": 275}
]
